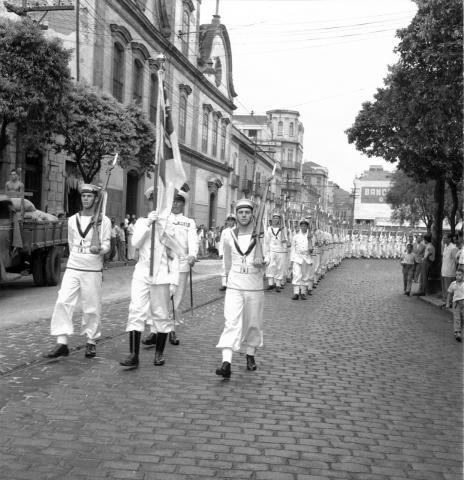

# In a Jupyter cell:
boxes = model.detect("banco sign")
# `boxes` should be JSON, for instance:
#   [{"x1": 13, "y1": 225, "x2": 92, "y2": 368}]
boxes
[{"x1": 360, "y1": 187, "x2": 389, "y2": 204}]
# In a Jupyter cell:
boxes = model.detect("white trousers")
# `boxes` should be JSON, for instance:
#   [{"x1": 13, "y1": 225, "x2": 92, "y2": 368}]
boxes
[
  {"x1": 266, "y1": 251, "x2": 286, "y2": 284},
  {"x1": 292, "y1": 262, "x2": 314, "y2": 294},
  {"x1": 50, "y1": 268, "x2": 102, "y2": 341},
  {"x1": 216, "y1": 288, "x2": 264, "y2": 353},
  {"x1": 126, "y1": 277, "x2": 171, "y2": 333}
]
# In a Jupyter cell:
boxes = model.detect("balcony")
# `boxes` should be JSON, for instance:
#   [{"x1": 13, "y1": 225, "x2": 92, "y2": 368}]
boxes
[
  {"x1": 230, "y1": 173, "x2": 240, "y2": 189},
  {"x1": 241, "y1": 179, "x2": 253, "y2": 193}
]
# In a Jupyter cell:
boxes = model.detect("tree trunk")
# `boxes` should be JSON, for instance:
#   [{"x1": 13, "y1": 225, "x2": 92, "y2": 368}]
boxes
[
  {"x1": 0, "y1": 119, "x2": 9, "y2": 163},
  {"x1": 448, "y1": 179, "x2": 458, "y2": 236}
]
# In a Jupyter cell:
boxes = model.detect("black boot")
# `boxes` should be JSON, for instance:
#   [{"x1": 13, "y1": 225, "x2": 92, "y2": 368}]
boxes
[
  {"x1": 246, "y1": 355, "x2": 257, "y2": 371},
  {"x1": 169, "y1": 331, "x2": 180, "y2": 346},
  {"x1": 120, "y1": 331, "x2": 140, "y2": 367},
  {"x1": 215, "y1": 361, "x2": 231, "y2": 378},
  {"x1": 291, "y1": 294, "x2": 299, "y2": 300},
  {"x1": 142, "y1": 332, "x2": 157, "y2": 346},
  {"x1": 154, "y1": 333, "x2": 168, "y2": 366}
]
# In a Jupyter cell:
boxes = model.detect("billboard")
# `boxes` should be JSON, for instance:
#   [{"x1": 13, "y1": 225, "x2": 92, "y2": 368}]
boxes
[{"x1": 360, "y1": 186, "x2": 389, "y2": 204}]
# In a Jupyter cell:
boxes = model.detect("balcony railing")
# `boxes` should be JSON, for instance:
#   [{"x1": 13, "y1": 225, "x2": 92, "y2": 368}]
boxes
[{"x1": 241, "y1": 179, "x2": 253, "y2": 193}]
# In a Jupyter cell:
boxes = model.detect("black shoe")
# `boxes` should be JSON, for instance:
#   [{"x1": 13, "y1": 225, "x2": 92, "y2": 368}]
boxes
[
  {"x1": 215, "y1": 361, "x2": 231, "y2": 378},
  {"x1": 406, "y1": 292, "x2": 410, "y2": 296},
  {"x1": 275, "y1": 286, "x2": 281, "y2": 292},
  {"x1": 291, "y1": 294, "x2": 299, "y2": 300},
  {"x1": 154, "y1": 333, "x2": 168, "y2": 366},
  {"x1": 85, "y1": 343, "x2": 96, "y2": 358},
  {"x1": 44, "y1": 343, "x2": 69, "y2": 358},
  {"x1": 119, "y1": 353, "x2": 139, "y2": 367},
  {"x1": 455, "y1": 333, "x2": 462, "y2": 343},
  {"x1": 169, "y1": 331, "x2": 180, "y2": 346},
  {"x1": 307, "y1": 290, "x2": 312, "y2": 296},
  {"x1": 142, "y1": 333, "x2": 157, "y2": 346},
  {"x1": 246, "y1": 355, "x2": 257, "y2": 371},
  {"x1": 299, "y1": 294, "x2": 307, "y2": 300},
  {"x1": 219, "y1": 286, "x2": 227, "y2": 291},
  {"x1": 266, "y1": 285, "x2": 275, "y2": 290},
  {"x1": 413, "y1": 292, "x2": 425, "y2": 296}
]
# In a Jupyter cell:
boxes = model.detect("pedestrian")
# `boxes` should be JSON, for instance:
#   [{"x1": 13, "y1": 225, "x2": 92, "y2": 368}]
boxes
[
  {"x1": 104, "y1": 217, "x2": 118, "y2": 267},
  {"x1": 126, "y1": 218, "x2": 136, "y2": 260},
  {"x1": 218, "y1": 214, "x2": 236, "y2": 291},
  {"x1": 265, "y1": 212, "x2": 288, "y2": 292},
  {"x1": 413, "y1": 234, "x2": 425, "y2": 283},
  {"x1": 215, "y1": 198, "x2": 267, "y2": 378},
  {"x1": 119, "y1": 187, "x2": 179, "y2": 368},
  {"x1": 116, "y1": 221, "x2": 128, "y2": 264},
  {"x1": 446, "y1": 269, "x2": 464, "y2": 342},
  {"x1": 400, "y1": 243, "x2": 415, "y2": 296},
  {"x1": 441, "y1": 233, "x2": 458, "y2": 303},
  {"x1": 44, "y1": 184, "x2": 111, "y2": 359},
  {"x1": 5, "y1": 168, "x2": 24, "y2": 193},
  {"x1": 414, "y1": 233, "x2": 435, "y2": 296},
  {"x1": 142, "y1": 186, "x2": 197, "y2": 347},
  {"x1": 290, "y1": 218, "x2": 314, "y2": 300}
]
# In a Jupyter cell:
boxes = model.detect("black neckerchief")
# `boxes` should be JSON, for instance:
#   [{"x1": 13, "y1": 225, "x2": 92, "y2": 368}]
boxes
[
  {"x1": 271, "y1": 227, "x2": 281, "y2": 238},
  {"x1": 230, "y1": 227, "x2": 256, "y2": 257},
  {"x1": 76, "y1": 213, "x2": 95, "y2": 239}
]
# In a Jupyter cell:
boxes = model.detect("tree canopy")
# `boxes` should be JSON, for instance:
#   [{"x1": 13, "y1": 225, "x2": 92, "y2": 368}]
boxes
[
  {"x1": 55, "y1": 83, "x2": 157, "y2": 183},
  {"x1": 0, "y1": 18, "x2": 72, "y2": 159}
]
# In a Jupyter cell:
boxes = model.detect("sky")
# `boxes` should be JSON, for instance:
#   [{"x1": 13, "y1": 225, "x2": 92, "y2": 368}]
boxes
[{"x1": 201, "y1": 0, "x2": 418, "y2": 191}]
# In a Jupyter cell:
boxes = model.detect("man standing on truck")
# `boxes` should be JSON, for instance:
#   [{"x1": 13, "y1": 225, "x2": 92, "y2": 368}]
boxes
[{"x1": 44, "y1": 184, "x2": 111, "y2": 359}]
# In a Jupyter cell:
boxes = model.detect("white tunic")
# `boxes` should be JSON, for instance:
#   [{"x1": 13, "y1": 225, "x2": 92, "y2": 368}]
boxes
[{"x1": 168, "y1": 212, "x2": 198, "y2": 273}]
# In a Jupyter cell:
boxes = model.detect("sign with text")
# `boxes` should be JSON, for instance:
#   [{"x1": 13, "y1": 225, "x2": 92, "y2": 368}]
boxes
[{"x1": 361, "y1": 187, "x2": 389, "y2": 203}]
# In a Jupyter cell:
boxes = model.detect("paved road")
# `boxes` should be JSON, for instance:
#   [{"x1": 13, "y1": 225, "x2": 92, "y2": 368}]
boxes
[{"x1": 0, "y1": 259, "x2": 462, "y2": 480}]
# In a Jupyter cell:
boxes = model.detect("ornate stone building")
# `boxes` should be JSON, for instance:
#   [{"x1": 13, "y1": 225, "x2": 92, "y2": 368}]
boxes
[{"x1": 2, "y1": 0, "x2": 237, "y2": 227}]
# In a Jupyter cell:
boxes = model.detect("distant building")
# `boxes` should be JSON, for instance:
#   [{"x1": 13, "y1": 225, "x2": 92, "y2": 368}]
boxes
[
  {"x1": 333, "y1": 185, "x2": 354, "y2": 225},
  {"x1": 353, "y1": 165, "x2": 394, "y2": 226},
  {"x1": 302, "y1": 161, "x2": 329, "y2": 212}
]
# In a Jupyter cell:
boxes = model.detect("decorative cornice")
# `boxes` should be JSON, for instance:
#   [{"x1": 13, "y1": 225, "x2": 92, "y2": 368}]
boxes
[
  {"x1": 179, "y1": 83, "x2": 193, "y2": 96},
  {"x1": 148, "y1": 58, "x2": 160, "y2": 71},
  {"x1": 221, "y1": 117, "x2": 230, "y2": 125},
  {"x1": 109, "y1": 24, "x2": 133, "y2": 44},
  {"x1": 202, "y1": 103, "x2": 214, "y2": 112},
  {"x1": 131, "y1": 41, "x2": 150, "y2": 61},
  {"x1": 180, "y1": 144, "x2": 233, "y2": 174}
]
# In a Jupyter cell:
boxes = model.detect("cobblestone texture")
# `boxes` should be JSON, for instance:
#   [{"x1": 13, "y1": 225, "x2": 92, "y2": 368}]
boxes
[{"x1": 0, "y1": 259, "x2": 462, "y2": 480}]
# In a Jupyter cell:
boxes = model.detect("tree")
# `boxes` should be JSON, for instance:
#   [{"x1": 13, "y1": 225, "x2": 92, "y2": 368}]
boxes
[
  {"x1": 55, "y1": 83, "x2": 156, "y2": 183},
  {"x1": 346, "y1": 0, "x2": 463, "y2": 252},
  {"x1": 0, "y1": 18, "x2": 72, "y2": 161}
]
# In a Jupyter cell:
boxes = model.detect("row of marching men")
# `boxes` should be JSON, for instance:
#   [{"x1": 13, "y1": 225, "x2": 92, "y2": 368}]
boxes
[
  {"x1": 219, "y1": 210, "x2": 346, "y2": 301},
  {"x1": 345, "y1": 232, "x2": 414, "y2": 260}
]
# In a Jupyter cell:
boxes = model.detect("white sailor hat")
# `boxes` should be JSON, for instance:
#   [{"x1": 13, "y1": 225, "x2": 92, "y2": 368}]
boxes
[
  {"x1": 272, "y1": 210, "x2": 282, "y2": 218},
  {"x1": 226, "y1": 213, "x2": 236, "y2": 221},
  {"x1": 144, "y1": 186, "x2": 155, "y2": 200},
  {"x1": 235, "y1": 198, "x2": 254, "y2": 211},
  {"x1": 79, "y1": 183, "x2": 100, "y2": 195},
  {"x1": 299, "y1": 218, "x2": 310, "y2": 225},
  {"x1": 173, "y1": 188, "x2": 188, "y2": 202}
]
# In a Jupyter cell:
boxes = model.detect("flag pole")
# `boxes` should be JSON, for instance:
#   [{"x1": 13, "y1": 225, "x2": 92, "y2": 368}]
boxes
[{"x1": 149, "y1": 54, "x2": 165, "y2": 276}]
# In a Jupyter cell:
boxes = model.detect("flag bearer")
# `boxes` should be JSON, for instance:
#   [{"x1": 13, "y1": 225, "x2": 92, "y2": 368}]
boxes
[
  {"x1": 120, "y1": 187, "x2": 179, "y2": 368},
  {"x1": 290, "y1": 218, "x2": 314, "y2": 300},
  {"x1": 215, "y1": 198, "x2": 267, "y2": 378},
  {"x1": 44, "y1": 184, "x2": 111, "y2": 359}
]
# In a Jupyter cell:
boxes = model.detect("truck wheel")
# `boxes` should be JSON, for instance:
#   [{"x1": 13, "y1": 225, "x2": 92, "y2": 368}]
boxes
[
  {"x1": 31, "y1": 251, "x2": 46, "y2": 286},
  {"x1": 45, "y1": 247, "x2": 63, "y2": 286}
]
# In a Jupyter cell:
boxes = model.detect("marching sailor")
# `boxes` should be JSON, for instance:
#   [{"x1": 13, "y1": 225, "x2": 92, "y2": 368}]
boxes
[
  {"x1": 44, "y1": 184, "x2": 111, "y2": 359},
  {"x1": 215, "y1": 198, "x2": 267, "y2": 378},
  {"x1": 142, "y1": 186, "x2": 197, "y2": 347},
  {"x1": 120, "y1": 187, "x2": 179, "y2": 368},
  {"x1": 265, "y1": 211, "x2": 288, "y2": 292},
  {"x1": 290, "y1": 218, "x2": 314, "y2": 300},
  {"x1": 218, "y1": 214, "x2": 236, "y2": 291}
]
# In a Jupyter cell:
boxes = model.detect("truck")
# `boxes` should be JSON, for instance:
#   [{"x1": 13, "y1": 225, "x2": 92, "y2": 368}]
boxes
[{"x1": 0, "y1": 193, "x2": 68, "y2": 286}]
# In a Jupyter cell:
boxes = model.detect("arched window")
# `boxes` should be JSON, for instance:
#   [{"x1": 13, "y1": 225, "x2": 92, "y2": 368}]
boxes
[
  {"x1": 212, "y1": 117, "x2": 219, "y2": 156},
  {"x1": 181, "y1": 10, "x2": 190, "y2": 56},
  {"x1": 277, "y1": 121, "x2": 283, "y2": 136},
  {"x1": 133, "y1": 59, "x2": 144, "y2": 104},
  {"x1": 149, "y1": 73, "x2": 158, "y2": 123},
  {"x1": 202, "y1": 109, "x2": 209, "y2": 153},
  {"x1": 220, "y1": 123, "x2": 227, "y2": 160},
  {"x1": 289, "y1": 122, "x2": 294, "y2": 137},
  {"x1": 113, "y1": 42, "x2": 125, "y2": 102},
  {"x1": 179, "y1": 93, "x2": 188, "y2": 142}
]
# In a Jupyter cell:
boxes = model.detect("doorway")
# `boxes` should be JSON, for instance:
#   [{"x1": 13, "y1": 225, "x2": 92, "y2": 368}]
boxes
[
  {"x1": 208, "y1": 191, "x2": 216, "y2": 228},
  {"x1": 126, "y1": 170, "x2": 139, "y2": 217},
  {"x1": 24, "y1": 150, "x2": 42, "y2": 209}
]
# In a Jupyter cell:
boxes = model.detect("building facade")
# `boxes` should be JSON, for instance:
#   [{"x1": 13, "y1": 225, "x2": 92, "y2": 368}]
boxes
[
  {"x1": 302, "y1": 161, "x2": 329, "y2": 212},
  {"x1": 352, "y1": 165, "x2": 394, "y2": 226},
  {"x1": 2, "y1": 0, "x2": 237, "y2": 228}
]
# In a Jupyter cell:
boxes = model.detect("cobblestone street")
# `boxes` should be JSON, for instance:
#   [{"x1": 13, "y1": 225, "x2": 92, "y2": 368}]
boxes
[{"x1": 0, "y1": 259, "x2": 462, "y2": 480}]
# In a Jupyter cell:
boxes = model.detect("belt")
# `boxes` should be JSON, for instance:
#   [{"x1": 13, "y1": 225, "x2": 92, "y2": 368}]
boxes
[{"x1": 230, "y1": 266, "x2": 261, "y2": 274}]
